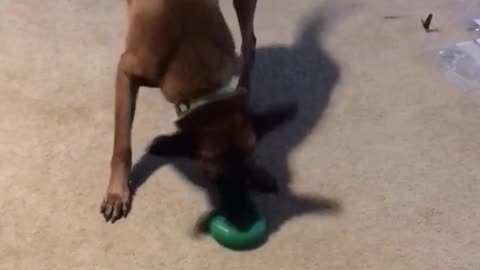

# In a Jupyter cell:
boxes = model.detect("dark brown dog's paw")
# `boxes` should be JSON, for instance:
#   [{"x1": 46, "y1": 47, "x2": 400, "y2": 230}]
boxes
[{"x1": 100, "y1": 190, "x2": 131, "y2": 223}]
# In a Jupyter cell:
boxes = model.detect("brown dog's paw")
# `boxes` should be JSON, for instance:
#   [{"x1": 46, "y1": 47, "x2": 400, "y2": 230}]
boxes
[{"x1": 100, "y1": 189, "x2": 131, "y2": 223}]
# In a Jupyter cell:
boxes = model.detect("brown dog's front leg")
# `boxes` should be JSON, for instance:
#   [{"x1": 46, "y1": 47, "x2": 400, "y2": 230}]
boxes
[
  {"x1": 101, "y1": 55, "x2": 139, "y2": 223},
  {"x1": 234, "y1": 0, "x2": 257, "y2": 90}
]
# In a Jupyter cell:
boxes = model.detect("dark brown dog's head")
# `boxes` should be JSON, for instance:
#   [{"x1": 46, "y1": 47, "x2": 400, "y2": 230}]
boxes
[
  {"x1": 148, "y1": 87, "x2": 284, "y2": 206},
  {"x1": 174, "y1": 88, "x2": 257, "y2": 200}
]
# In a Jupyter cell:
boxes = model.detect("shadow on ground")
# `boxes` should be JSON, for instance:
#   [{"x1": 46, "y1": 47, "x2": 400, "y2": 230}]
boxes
[{"x1": 129, "y1": 5, "x2": 345, "y2": 248}]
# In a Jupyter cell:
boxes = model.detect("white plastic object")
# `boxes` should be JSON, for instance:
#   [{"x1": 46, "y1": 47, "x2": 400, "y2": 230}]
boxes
[
  {"x1": 437, "y1": 17, "x2": 480, "y2": 91},
  {"x1": 439, "y1": 39, "x2": 480, "y2": 91}
]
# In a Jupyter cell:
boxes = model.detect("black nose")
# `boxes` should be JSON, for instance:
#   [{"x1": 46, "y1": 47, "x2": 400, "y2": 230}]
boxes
[
  {"x1": 211, "y1": 151, "x2": 251, "y2": 205},
  {"x1": 217, "y1": 169, "x2": 247, "y2": 195},
  {"x1": 215, "y1": 165, "x2": 249, "y2": 205},
  {"x1": 213, "y1": 168, "x2": 258, "y2": 230}
]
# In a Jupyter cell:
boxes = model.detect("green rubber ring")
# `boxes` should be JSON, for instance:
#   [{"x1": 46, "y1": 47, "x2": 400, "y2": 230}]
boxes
[{"x1": 208, "y1": 208, "x2": 267, "y2": 250}]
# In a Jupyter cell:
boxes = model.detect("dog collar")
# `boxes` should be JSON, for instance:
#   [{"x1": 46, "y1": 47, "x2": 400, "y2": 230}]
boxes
[{"x1": 175, "y1": 75, "x2": 239, "y2": 119}]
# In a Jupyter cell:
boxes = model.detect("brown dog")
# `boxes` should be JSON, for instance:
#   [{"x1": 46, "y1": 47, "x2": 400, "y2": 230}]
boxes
[{"x1": 100, "y1": 0, "x2": 259, "y2": 222}]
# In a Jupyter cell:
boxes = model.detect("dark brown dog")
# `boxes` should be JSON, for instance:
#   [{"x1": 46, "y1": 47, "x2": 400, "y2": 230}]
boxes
[{"x1": 100, "y1": 0, "x2": 260, "y2": 222}]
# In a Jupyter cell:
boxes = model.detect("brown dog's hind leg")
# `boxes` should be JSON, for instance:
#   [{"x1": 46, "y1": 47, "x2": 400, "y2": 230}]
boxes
[
  {"x1": 101, "y1": 54, "x2": 140, "y2": 223},
  {"x1": 234, "y1": 0, "x2": 257, "y2": 90}
]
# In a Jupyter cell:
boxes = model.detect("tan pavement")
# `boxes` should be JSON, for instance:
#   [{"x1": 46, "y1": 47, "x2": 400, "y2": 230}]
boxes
[{"x1": 1, "y1": 0, "x2": 480, "y2": 269}]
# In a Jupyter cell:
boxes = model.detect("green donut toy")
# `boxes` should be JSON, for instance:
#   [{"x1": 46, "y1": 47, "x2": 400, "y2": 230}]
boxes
[{"x1": 208, "y1": 206, "x2": 267, "y2": 250}]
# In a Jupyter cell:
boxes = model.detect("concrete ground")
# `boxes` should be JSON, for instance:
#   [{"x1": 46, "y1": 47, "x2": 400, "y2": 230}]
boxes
[{"x1": 1, "y1": 0, "x2": 480, "y2": 269}]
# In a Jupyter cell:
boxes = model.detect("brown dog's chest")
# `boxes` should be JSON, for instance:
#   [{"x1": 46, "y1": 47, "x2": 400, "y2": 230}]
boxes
[{"x1": 125, "y1": 0, "x2": 237, "y2": 104}]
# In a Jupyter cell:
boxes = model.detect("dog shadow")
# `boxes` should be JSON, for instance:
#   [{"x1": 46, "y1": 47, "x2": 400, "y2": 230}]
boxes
[
  {"x1": 130, "y1": 6, "x2": 343, "y2": 247},
  {"x1": 247, "y1": 7, "x2": 343, "y2": 238}
]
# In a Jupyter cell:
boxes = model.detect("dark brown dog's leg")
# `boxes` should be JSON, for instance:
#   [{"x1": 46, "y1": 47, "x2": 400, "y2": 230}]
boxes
[
  {"x1": 101, "y1": 55, "x2": 139, "y2": 223},
  {"x1": 234, "y1": 0, "x2": 257, "y2": 90}
]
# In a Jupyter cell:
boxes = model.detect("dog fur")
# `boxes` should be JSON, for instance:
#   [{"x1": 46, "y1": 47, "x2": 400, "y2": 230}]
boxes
[{"x1": 100, "y1": 0, "x2": 259, "y2": 222}]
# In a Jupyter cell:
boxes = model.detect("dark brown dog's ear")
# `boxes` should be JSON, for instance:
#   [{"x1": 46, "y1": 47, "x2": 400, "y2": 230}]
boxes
[
  {"x1": 246, "y1": 162, "x2": 279, "y2": 193},
  {"x1": 147, "y1": 131, "x2": 196, "y2": 158},
  {"x1": 251, "y1": 103, "x2": 298, "y2": 140}
]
